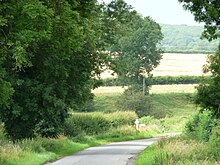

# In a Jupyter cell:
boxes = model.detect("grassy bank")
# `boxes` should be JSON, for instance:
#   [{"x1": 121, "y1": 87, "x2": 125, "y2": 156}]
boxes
[
  {"x1": 135, "y1": 135, "x2": 220, "y2": 165},
  {"x1": 135, "y1": 95, "x2": 220, "y2": 165},
  {"x1": 0, "y1": 124, "x2": 153, "y2": 165}
]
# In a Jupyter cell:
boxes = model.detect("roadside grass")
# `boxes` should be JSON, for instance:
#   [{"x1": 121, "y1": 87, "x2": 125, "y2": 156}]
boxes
[
  {"x1": 135, "y1": 136, "x2": 220, "y2": 165},
  {"x1": 0, "y1": 125, "x2": 153, "y2": 165}
]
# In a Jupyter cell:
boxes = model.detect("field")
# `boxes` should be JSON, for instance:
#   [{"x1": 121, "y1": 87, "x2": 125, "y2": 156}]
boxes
[
  {"x1": 93, "y1": 84, "x2": 197, "y2": 95},
  {"x1": 100, "y1": 53, "x2": 210, "y2": 78},
  {"x1": 93, "y1": 85, "x2": 197, "y2": 133},
  {"x1": 152, "y1": 53, "x2": 210, "y2": 76}
]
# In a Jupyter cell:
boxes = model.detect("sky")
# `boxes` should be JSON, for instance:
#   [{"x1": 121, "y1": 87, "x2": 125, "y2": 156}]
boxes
[{"x1": 100, "y1": 0, "x2": 202, "y2": 26}]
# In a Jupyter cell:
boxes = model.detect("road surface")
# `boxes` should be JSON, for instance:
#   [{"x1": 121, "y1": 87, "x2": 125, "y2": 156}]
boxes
[{"x1": 45, "y1": 137, "x2": 160, "y2": 165}]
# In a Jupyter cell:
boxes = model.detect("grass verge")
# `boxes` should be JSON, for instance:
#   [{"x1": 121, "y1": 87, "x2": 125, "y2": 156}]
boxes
[
  {"x1": 135, "y1": 136, "x2": 220, "y2": 165},
  {"x1": 0, "y1": 125, "x2": 153, "y2": 165}
]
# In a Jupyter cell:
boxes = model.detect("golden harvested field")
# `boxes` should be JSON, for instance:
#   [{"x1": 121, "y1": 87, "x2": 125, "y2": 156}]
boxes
[
  {"x1": 152, "y1": 53, "x2": 209, "y2": 76},
  {"x1": 92, "y1": 84, "x2": 197, "y2": 95},
  {"x1": 149, "y1": 84, "x2": 197, "y2": 94},
  {"x1": 100, "y1": 53, "x2": 210, "y2": 78}
]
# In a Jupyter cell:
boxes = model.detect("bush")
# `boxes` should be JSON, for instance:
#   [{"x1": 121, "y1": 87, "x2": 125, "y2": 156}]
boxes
[
  {"x1": 106, "y1": 111, "x2": 137, "y2": 127},
  {"x1": 64, "y1": 113, "x2": 110, "y2": 137},
  {"x1": 102, "y1": 76, "x2": 211, "y2": 86},
  {"x1": 117, "y1": 92, "x2": 153, "y2": 118},
  {"x1": 64, "y1": 111, "x2": 136, "y2": 137},
  {"x1": 0, "y1": 124, "x2": 7, "y2": 144},
  {"x1": 207, "y1": 124, "x2": 220, "y2": 159},
  {"x1": 184, "y1": 111, "x2": 217, "y2": 141}
]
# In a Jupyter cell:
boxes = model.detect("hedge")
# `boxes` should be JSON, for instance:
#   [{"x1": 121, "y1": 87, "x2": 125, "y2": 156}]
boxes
[
  {"x1": 102, "y1": 76, "x2": 211, "y2": 86},
  {"x1": 64, "y1": 111, "x2": 137, "y2": 137}
]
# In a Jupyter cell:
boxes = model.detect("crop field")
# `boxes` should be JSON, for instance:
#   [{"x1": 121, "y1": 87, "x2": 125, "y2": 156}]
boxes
[
  {"x1": 100, "y1": 53, "x2": 210, "y2": 78},
  {"x1": 152, "y1": 53, "x2": 210, "y2": 76},
  {"x1": 92, "y1": 84, "x2": 197, "y2": 95}
]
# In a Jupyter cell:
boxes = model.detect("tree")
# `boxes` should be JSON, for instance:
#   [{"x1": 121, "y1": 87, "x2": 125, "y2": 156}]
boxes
[
  {"x1": 178, "y1": 0, "x2": 220, "y2": 117},
  {"x1": 178, "y1": 0, "x2": 220, "y2": 41},
  {"x1": 101, "y1": 0, "x2": 163, "y2": 91},
  {"x1": 0, "y1": 0, "x2": 105, "y2": 139}
]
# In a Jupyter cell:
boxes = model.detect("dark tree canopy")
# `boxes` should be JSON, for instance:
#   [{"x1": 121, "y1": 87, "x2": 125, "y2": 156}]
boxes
[
  {"x1": 178, "y1": 0, "x2": 220, "y2": 41},
  {"x1": 0, "y1": 0, "x2": 164, "y2": 139},
  {"x1": 178, "y1": 0, "x2": 220, "y2": 117},
  {"x1": 0, "y1": 0, "x2": 104, "y2": 139}
]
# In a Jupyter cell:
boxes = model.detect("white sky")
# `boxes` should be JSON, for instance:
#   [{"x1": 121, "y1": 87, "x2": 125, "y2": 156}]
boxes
[{"x1": 100, "y1": 0, "x2": 202, "y2": 26}]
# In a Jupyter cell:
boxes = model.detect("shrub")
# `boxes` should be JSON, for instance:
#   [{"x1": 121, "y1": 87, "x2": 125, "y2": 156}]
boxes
[
  {"x1": 117, "y1": 92, "x2": 153, "y2": 117},
  {"x1": 184, "y1": 111, "x2": 217, "y2": 141},
  {"x1": 106, "y1": 111, "x2": 137, "y2": 127},
  {"x1": 102, "y1": 76, "x2": 211, "y2": 86},
  {"x1": 207, "y1": 124, "x2": 220, "y2": 159},
  {"x1": 0, "y1": 124, "x2": 7, "y2": 144},
  {"x1": 64, "y1": 111, "x2": 136, "y2": 137},
  {"x1": 64, "y1": 113, "x2": 110, "y2": 137}
]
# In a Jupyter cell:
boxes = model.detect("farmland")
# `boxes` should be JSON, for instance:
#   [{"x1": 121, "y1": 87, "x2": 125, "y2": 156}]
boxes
[
  {"x1": 152, "y1": 53, "x2": 210, "y2": 76},
  {"x1": 101, "y1": 53, "x2": 210, "y2": 79}
]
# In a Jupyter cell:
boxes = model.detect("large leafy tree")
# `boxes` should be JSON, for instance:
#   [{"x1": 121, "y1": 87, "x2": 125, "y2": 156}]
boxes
[
  {"x1": 0, "y1": 0, "x2": 104, "y2": 139},
  {"x1": 178, "y1": 0, "x2": 220, "y2": 117},
  {"x1": 178, "y1": 0, "x2": 220, "y2": 41},
  {"x1": 102, "y1": 0, "x2": 163, "y2": 89}
]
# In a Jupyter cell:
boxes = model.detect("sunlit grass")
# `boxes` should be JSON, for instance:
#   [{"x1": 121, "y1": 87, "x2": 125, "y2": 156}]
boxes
[{"x1": 135, "y1": 137, "x2": 219, "y2": 165}]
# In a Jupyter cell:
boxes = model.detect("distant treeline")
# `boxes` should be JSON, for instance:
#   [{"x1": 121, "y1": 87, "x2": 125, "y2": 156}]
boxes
[
  {"x1": 102, "y1": 76, "x2": 211, "y2": 86},
  {"x1": 160, "y1": 24, "x2": 219, "y2": 53}
]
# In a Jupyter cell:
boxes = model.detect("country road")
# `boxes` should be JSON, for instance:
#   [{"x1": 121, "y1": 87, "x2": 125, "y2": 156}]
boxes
[{"x1": 45, "y1": 137, "x2": 161, "y2": 165}]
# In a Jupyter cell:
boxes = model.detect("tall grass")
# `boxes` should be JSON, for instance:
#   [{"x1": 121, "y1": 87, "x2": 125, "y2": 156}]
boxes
[
  {"x1": 135, "y1": 136, "x2": 220, "y2": 165},
  {"x1": 135, "y1": 112, "x2": 220, "y2": 165}
]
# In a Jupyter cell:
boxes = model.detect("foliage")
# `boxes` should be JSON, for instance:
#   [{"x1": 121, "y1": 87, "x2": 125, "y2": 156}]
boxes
[
  {"x1": 0, "y1": 123, "x2": 153, "y2": 165},
  {"x1": 103, "y1": 0, "x2": 163, "y2": 88},
  {"x1": 117, "y1": 92, "x2": 153, "y2": 118},
  {"x1": 160, "y1": 24, "x2": 219, "y2": 53},
  {"x1": 64, "y1": 113, "x2": 110, "y2": 137},
  {"x1": 178, "y1": 0, "x2": 220, "y2": 41},
  {"x1": 64, "y1": 111, "x2": 136, "y2": 137},
  {"x1": 102, "y1": 76, "x2": 211, "y2": 86},
  {"x1": 195, "y1": 52, "x2": 220, "y2": 117},
  {"x1": 135, "y1": 137, "x2": 220, "y2": 165},
  {"x1": 207, "y1": 125, "x2": 220, "y2": 158},
  {"x1": 184, "y1": 111, "x2": 217, "y2": 141},
  {"x1": 178, "y1": 0, "x2": 220, "y2": 118},
  {"x1": 136, "y1": 122, "x2": 220, "y2": 165},
  {"x1": 0, "y1": 0, "x2": 106, "y2": 139}
]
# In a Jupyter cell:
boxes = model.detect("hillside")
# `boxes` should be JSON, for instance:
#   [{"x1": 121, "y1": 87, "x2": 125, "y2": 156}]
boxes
[{"x1": 160, "y1": 24, "x2": 219, "y2": 53}]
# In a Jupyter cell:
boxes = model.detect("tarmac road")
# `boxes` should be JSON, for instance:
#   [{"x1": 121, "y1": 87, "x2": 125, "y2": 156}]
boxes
[{"x1": 45, "y1": 137, "x2": 160, "y2": 165}]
